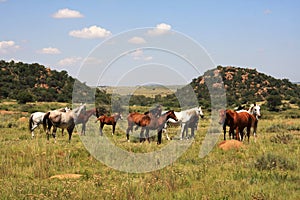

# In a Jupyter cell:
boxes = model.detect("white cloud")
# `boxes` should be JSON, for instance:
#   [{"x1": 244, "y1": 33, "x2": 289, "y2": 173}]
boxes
[
  {"x1": 148, "y1": 23, "x2": 172, "y2": 36},
  {"x1": 58, "y1": 57, "x2": 82, "y2": 66},
  {"x1": 130, "y1": 49, "x2": 153, "y2": 61},
  {"x1": 37, "y1": 47, "x2": 61, "y2": 54},
  {"x1": 264, "y1": 9, "x2": 272, "y2": 15},
  {"x1": 52, "y1": 8, "x2": 84, "y2": 18},
  {"x1": 0, "y1": 40, "x2": 20, "y2": 54},
  {"x1": 84, "y1": 57, "x2": 102, "y2": 65},
  {"x1": 69, "y1": 25, "x2": 111, "y2": 39},
  {"x1": 128, "y1": 36, "x2": 146, "y2": 44},
  {"x1": 0, "y1": 0, "x2": 7, "y2": 3}
]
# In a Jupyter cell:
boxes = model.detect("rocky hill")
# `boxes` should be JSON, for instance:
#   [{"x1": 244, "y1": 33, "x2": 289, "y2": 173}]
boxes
[
  {"x1": 0, "y1": 60, "x2": 92, "y2": 103},
  {"x1": 183, "y1": 66, "x2": 300, "y2": 107}
]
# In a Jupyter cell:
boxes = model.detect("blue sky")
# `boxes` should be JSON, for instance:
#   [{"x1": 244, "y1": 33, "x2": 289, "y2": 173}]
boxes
[{"x1": 0, "y1": 0, "x2": 299, "y2": 85}]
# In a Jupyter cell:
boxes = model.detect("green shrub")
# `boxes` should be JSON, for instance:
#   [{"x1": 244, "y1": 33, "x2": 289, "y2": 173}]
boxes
[
  {"x1": 255, "y1": 153, "x2": 296, "y2": 171},
  {"x1": 270, "y1": 133, "x2": 293, "y2": 144}
]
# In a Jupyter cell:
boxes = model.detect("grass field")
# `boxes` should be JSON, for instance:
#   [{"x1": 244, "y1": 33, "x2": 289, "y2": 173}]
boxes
[{"x1": 0, "y1": 102, "x2": 299, "y2": 199}]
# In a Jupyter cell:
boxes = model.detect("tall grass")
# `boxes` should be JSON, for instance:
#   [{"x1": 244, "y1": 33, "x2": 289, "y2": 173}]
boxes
[{"x1": 0, "y1": 104, "x2": 299, "y2": 199}]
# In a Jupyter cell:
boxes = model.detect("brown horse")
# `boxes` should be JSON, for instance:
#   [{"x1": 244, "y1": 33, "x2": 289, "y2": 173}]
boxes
[
  {"x1": 219, "y1": 109, "x2": 257, "y2": 142},
  {"x1": 76, "y1": 108, "x2": 97, "y2": 135},
  {"x1": 95, "y1": 113, "x2": 123, "y2": 136},
  {"x1": 126, "y1": 110, "x2": 178, "y2": 144}
]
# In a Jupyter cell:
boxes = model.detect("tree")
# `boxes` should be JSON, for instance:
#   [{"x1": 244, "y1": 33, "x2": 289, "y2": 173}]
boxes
[
  {"x1": 266, "y1": 95, "x2": 282, "y2": 111},
  {"x1": 16, "y1": 91, "x2": 34, "y2": 104}
]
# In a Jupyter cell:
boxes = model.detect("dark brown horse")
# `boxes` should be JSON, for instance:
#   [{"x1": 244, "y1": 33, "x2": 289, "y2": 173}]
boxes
[
  {"x1": 219, "y1": 109, "x2": 257, "y2": 142},
  {"x1": 95, "y1": 113, "x2": 123, "y2": 136},
  {"x1": 76, "y1": 108, "x2": 97, "y2": 135},
  {"x1": 126, "y1": 110, "x2": 178, "y2": 144}
]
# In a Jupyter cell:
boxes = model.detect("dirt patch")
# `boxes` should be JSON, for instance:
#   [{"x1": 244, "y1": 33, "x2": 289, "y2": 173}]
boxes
[
  {"x1": 18, "y1": 117, "x2": 27, "y2": 122},
  {"x1": 218, "y1": 140, "x2": 244, "y2": 151},
  {"x1": 49, "y1": 174, "x2": 83, "y2": 180},
  {"x1": 0, "y1": 110, "x2": 27, "y2": 115}
]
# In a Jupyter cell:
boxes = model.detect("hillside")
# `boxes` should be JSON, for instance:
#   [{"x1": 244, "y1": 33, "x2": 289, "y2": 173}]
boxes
[
  {"x1": 183, "y1": 66, "x2": 300, "y2": 107},
  {"x1": 0, "y1": 60, "x2": 92, "y2": 103}
]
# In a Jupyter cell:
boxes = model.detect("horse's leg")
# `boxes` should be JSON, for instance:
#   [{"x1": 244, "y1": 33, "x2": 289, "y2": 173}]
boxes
[
  {"x1": 235, "y1": 127, "x2": 240, "y2": 141},
  {"x1": 81, "y1": 123, "x2": 86, "y2": 136},
  {"x1": 67, "y1": 125, "x2": 75, "y2": 143},
  {"x1": 190, "y1": 127, "x2": 195, "y2": 138},
  {"x1": 52, "y1": 126, "x2": 57, "y2": 143},
  {"x1": 180, "y1": 123, "x2": 186, "y2": 140},
  {"x1": 247, "y1": 126, "x2": 251, "y2": 143},
  {"x1": 126, "y1": 124, "x2": 133, "y2": 142},
  {"x1": 31, "y1": 124, "x2": 38, "y2": 138},
  {"x1": 223, "y1": 124, "x2": 226, "y2": 140},
  {"x1": 61, "y1": 129, "x2": 64, "y2": 137},
  {"x1": 146, "y1": 128, "x2": 150, "y2": 143},
  {"x1": 112, "y1": 123, "x2": 116, "y2": 135},
  {"x1": 140, "y1": 127, "x2": 145, "y2": 143},
  {"x1": 253, "y1": 120, "x2": 258, "y2": 142},
  {"x1": 99, "y1": 123, "x2": 104, "y2": 136},
  {"x1": 157, "y1": 129, "x2": 162, "y2": 145},
  {"x1": 46, "y1": 123, "x2": 52, "y2": 142}
]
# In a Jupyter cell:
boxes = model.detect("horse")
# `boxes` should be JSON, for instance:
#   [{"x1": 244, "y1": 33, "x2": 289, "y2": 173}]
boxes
[
  {"x1": 95, "y1": 112, "x2": 123, "y2": 136},
  {"x1": 29, "y1": 107, "x2": 70, "y2": 138},
  {"x1": 43, "y1": 104, "x2": 86, "y2": 142},
  {"x1": 126, "y1": 110, "x2": 178, "y2": 144},
  {"x1": 75, "y1": 108, "x2": 97, "y2": 135},
  {"x1": 219, "y1": 109, "x2": 256, "y2": 142},
  {"x1": 236, "y1": 103, "x2": 260, "y2": 139},
  {"x1": 163, "y1": 107, "x2": 204, "y2": 140}
]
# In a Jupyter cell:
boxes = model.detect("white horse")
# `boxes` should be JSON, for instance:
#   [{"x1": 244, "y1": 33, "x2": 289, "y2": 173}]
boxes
[
  {"x1": 163, "y1": 106, "x2": 204, "y2": 140},
  {"x1": 43, "y1": 104, "x2": 86, "y2": 142},
  {"x1": 237, "y1": 103, "x2": 261, "y2": 139},
  {"x1": 29, "y1": 107, "x2": 70, "y2": 138}
]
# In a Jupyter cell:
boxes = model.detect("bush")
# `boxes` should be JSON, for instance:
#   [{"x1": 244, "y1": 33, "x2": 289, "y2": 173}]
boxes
[
  {"x1": 255, "y1": 153, "x2": 296, "y2": 171},
  {"x1": 270, "y1": 133, "x2": 293, "y2": 144}
]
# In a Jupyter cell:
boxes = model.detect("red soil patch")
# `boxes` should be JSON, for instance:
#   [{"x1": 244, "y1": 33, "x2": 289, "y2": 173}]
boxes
[
  {"x1": 18, "y1": 117, "x2": 27, "y2": 122},
  {"x1": 0, "y1": 110, "x2": 27, "y2": 115},
  {"x1": 218, "y1": 140, "x2": 244, "y2": 151}
]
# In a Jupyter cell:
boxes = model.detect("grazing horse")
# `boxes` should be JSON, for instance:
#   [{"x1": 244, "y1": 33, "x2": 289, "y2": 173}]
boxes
[
  {"x1": 219, "y1": 109, "x2": 256, "y2": 142},
  {"x1": 29, "y1": 107, "x2": 69, "y2": 138},
  {"x1": 163, "y1": 107, "x2": 204, "y2": 140},
  {"x1": 96, "y1": 113, "x2": 123, "y2": 136},
  {"x1": 43, "y1": 104, "x2": 86, "y2": 142},
  {"x1": 126, "y1": 110, "x2": 178, "y2": 144},
  {"x1": 76, "y1": 108, "x2": 97, "y2": 135}
]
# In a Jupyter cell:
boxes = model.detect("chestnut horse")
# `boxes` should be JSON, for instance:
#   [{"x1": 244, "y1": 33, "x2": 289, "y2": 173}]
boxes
[
  {"x1": 219, "y1": 109, "x2": 257, "y2": 142},
  {"x1": 76, "y1": 108, "x2": 97, "y2": 135},
  {"x1": 95, "y1": 113, "x2": 123, "y2": 136},
  {"x1": 126, "y1": 110, "x2": 178, "y2": 144}
]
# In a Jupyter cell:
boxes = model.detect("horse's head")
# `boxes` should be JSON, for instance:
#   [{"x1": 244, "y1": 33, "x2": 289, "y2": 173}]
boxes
[
  {"x1": 250, "y1": 104, "x2": 261, "y2": 118},
  {"x1": 114, "y1": 113, "x2": 123, "y2": 121},
  {"x1": 197, "y1": 106, "x2": 204, "y2": 118},
  {"x1": 218, "y1": 109, "x2": 226, "y2": 125},
  {"x1": 168, "y1": 110, "x2": 178, "y2": 121},
  {"x1": 74, "y1": 104, "x2": 86, "y2": 116}
]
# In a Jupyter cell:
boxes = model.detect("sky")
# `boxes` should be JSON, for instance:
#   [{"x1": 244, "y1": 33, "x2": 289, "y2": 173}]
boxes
[{"x1": 0, "y1": 0, "x2": 299, "y2": 86}]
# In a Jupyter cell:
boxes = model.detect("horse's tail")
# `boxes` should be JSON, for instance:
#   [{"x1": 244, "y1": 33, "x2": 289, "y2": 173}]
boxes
[
  {"x1": 29, "y1": 114, "x2": 33, "y2": 131},
  {"x1": 43, "y1": 112, "x2": 51, "y2": 131}
]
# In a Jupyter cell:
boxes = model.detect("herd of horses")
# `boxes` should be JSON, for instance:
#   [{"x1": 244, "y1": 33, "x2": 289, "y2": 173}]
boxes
[{"x1": 28, "y1": 103, "x2": 261, "y2": 144}]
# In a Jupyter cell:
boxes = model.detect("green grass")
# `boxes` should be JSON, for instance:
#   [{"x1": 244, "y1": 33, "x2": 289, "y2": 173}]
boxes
[{"x1": 0, "y1": 104, "x2": 299, "y2": 199}]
